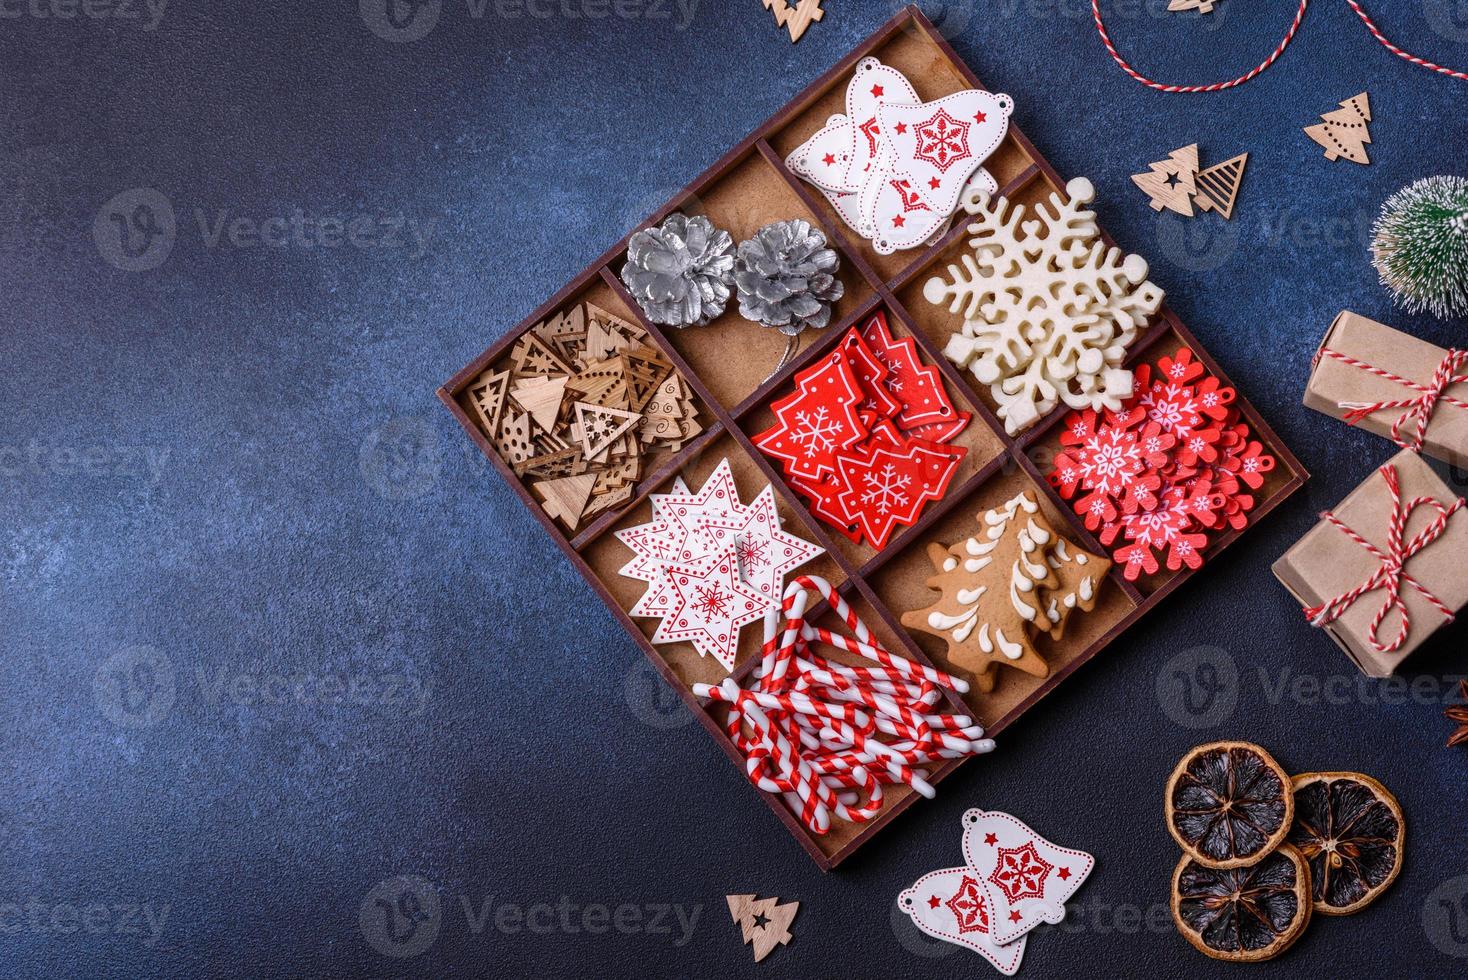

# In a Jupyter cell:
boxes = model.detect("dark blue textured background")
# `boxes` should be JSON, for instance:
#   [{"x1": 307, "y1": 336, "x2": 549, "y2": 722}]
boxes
[{"x1": 5, "y1": 1, "x2": 1468, "y2": 976}]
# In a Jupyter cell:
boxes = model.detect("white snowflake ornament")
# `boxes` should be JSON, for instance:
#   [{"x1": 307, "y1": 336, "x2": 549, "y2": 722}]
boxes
[{"x1": 925, "y1": 177, "x2": 1164, "y2": 434}]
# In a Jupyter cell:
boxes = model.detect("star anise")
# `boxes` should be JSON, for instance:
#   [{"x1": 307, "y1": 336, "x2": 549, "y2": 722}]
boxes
[{"x1": 1446, "y1": 680, "x2": 1468, "y2": 747}]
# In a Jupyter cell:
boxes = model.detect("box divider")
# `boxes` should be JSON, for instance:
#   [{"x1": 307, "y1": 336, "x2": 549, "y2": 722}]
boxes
[
  {"x1": 985, "y1": 599, "x2": 1152, "y2": 736},
  {"x1": 856, "y1": 452, "x2": 1008, "y2": 579},
  {"x1": 831, "y1": 579, "x2": 972, "y2": 718},
  {"x1": 1003, "y1": 311, "x2": 1174, "y2": 454},
  {"x1": 1007, "y1": 441, "x2": 1149, "y2": 606},
  {"x1": 469, "y1": 452, "x2": 836, "y2": 867},
  {"x1": 441, "y1": 5, "x2": 919, "y2": 403},
  {"x1": 879, "y1": 288, "x2": 1017, "y2": 452},
  {"x1": 886, "y1": 161, "x2": 1046, "y2": 293},
  {"x1": 568, "y1": 421, "x2": 725, "y2": 552},
  {"x1": 754, "y1": 138, "x2": 891, "y2": 297},
  {"x1": 439, "y1": 5, "x2": 1310, "y2": 870},
  {"x1": 730, "y1": 292, "x2": 885, "y2": 422},
  {"x1": 597, "y1": 267, "x2": 873, "y2": 587},
  {"x1": 1128, "y1": 313, "x2": 1182, "y2": 366}
]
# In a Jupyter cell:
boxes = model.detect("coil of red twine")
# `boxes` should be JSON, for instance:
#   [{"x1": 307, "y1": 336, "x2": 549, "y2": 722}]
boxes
[{"x1": 1092, "y1": 0, "x2": 1468, "y2": 93}]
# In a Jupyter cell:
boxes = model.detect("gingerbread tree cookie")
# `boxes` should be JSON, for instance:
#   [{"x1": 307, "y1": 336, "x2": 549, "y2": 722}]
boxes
[
  {"x1": 901, "y1": 491, "x2": 1059, "y2": 692},
  {"x1": 904, "y1": 490, "x2": 1114, "y2": 692},
  {"x1": 1036, "y1": 535, "x2": 1112, "y2": 641}
]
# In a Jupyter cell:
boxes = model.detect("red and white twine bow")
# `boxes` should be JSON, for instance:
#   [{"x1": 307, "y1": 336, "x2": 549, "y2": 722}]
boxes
[
  {"x1": 1303, "y1": 462, "x2": 1465, "y2": 653},
  {"x1": 693, "y1": 576, "x2": 992, "y2": 836},
  {"x1": 1318, "y1": 347, "x2": 1468, "y2": 453}
]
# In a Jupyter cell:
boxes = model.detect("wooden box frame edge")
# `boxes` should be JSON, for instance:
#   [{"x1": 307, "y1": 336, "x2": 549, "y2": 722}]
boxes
[{"x1": 436, "y1": 5, "x2": 1309, "y2": 871}]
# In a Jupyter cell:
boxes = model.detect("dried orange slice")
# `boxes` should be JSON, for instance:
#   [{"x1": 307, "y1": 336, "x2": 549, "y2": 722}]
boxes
[
  {"x1": 1287, "y1": 772, "x2": 1404, "y2": 915},
  {"x1": 1166, "y1": 741, "x2": 1293, "y2": 868},
  {"x1": 1171, "y1": 844, "x2": 1312, "y2": 962}
]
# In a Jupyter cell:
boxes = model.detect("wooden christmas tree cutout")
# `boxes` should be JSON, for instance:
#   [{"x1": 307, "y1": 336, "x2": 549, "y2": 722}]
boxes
[
  {"x1": 494, "y1": 410, "x2": 535, "y2": 466},
  {"x1": 511, "y1": 332, "x2": 572, "y2": 378},
  {"x1": 532, "y1": 473, "x2": 595, "y2": 527},
  {"x1": 1168, "y1": 0, "x2": 1217, "y2": 12},
  {"x1": 518, "y1": 446, "x2": 583, "y2": 480},
  {"x1": 473, "y1": 299, "x2": 702, "y2": 532},
  {"x1": 1192, "y1": 151, "x2": 1248, "y2": 219},
  {"x1": 509, "y1": 375, "x2": 568, "y2": 434},
  {"x1": 1305, "y1": 92, "x2": 1372, "y2": 165},
  {"x1": 727, "y1": 894, "x2": 798, "y2": 963},
  {"x1": 761, "y1": 0, "x2": 823, "y2": 43},
  {"x1": 467, "y1": 368, "x2": 509, "y2": 437},
  {"x1": 1130, "y1": 144, "x2": 1199, "y2": 216},
  {"x1": 573, "y1": 401, "x2": 641, "y2": 462}
]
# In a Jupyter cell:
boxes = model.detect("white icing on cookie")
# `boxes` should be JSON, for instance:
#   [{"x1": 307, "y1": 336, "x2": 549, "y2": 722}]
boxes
[
  {"x1": 1010, "y1": 563, "x2": 1039, "y2": 621},
  {"x1": 929, "y1": 605, "x2": 979, "y2": 643},
  {"x1": 963, "y1": 535, "x2": 998, "y2": 573}
]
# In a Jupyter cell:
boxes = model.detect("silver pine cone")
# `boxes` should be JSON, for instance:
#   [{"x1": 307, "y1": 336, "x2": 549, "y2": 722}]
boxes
[
  {"x1": 621, "y1": 213, "x2": 735, "y2": 327},
  {"x1": 735, "y1": 219, "x2": 844, "y2": 335}
]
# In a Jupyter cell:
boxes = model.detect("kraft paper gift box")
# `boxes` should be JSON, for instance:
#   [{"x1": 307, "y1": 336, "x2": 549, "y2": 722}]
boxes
[
  {"x1": 1273, "y1": 449, "x2": 1468, "y2": 677},
  {"x1": 1305, "y1": 311, "x2": 1468, "y2": 468}
]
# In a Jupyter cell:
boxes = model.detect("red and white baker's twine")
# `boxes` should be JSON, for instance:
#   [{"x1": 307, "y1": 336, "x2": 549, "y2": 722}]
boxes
[
  {"x1": 1303, "y1": 462, "x2": 1465, "y2": 653},
  {"x1": 1092, "y1": 0, "x2": 1468, "y2": 93},
  {"x1": 1317, "y1": 347, "x2": 1468, "y2": 453},
  {"x1": 693, "y1": 576, "x2": 992, "y2": 835}
]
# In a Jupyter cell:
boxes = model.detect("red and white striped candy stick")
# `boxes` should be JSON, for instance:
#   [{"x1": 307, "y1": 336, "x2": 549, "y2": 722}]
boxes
[
  {"x1": 808, "y1": 747, "x2": 926, "y2": 789},
  {"x1": 786, "y1": 576, "x2": 972, "y2": 694},
  {"x1": 801, "y1": 621, "x2": 970, "y2": 695},
  {"x1": 693, "y1": 574, "x2": 997, "y2": 833},
  {"x1": 814, "y1": 719, "x2": 937, "y2": 798},
  {"x1": 736, "y1": 696, "x2": 831, "y2": 833},
  {"x1": 702, "y1": 685, "x2": 874, "y2": 731},
  {"x1": 756, "y1": 580, "x2": 811, "y2": 694}
]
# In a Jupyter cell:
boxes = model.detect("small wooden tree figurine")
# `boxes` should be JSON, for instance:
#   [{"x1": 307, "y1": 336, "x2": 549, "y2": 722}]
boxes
[
  {"x1": 727, "y1": 894, "x2": 798, "y2": 962},
  {"x1": 760, "y1": 0, "x2": 824, "y2": 43},
  {"x1": 1131, "y1": 144, "x2": 1200, "y2": 216},
  {"x1": 1305, "y1": 92, "x2": 1372, "y2": 165},
  {"x1": 1193, "y1": 152, "x2": 1249, "y2": 220}
]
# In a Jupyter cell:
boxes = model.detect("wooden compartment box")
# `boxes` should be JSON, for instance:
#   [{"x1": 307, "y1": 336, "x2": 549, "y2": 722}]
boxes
[{"x1": 438, "y1": 6, "x2": 1307, "y2": 870}]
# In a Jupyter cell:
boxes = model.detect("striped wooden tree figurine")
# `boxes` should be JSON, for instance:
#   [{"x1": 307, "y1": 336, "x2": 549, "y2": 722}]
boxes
[{"x1": 1193, "y1": 152, "x2": 1249, "y2": 220}]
